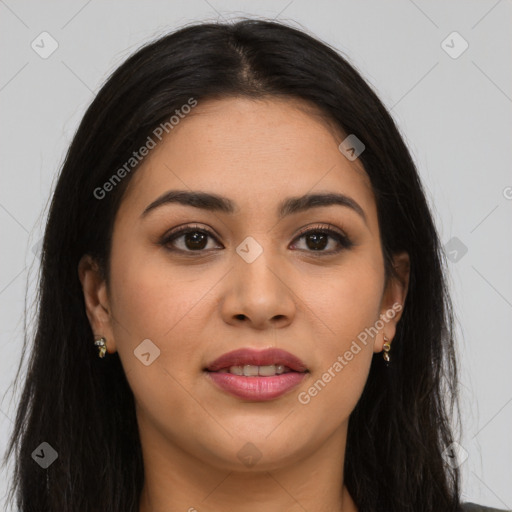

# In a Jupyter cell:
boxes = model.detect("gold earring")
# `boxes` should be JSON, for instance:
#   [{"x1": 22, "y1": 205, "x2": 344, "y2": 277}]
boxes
[
  {"x1": 94, "y1": 337, "x2": 107, "y2": 358},
  {"x1": 382, "y1": 335, "x2": 391, "y2": 365}
]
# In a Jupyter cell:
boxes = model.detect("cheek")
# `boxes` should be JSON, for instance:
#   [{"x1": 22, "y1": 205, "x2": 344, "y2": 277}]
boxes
[
  {"x1": 305, "y1": 254, "x2": 384, "y2": 346},
  {"x1": 107, "y1": 243, "x2": 218, "y2": 386},
  {"x1": 295, "y1": 256, "x2": 383, "y2": 415},
  {"x1": 108, "y1": 253, "x2": 212, "y2": 426},
  {"x1": 109, "y1": 242, "x2": 212, "y2": 338}
]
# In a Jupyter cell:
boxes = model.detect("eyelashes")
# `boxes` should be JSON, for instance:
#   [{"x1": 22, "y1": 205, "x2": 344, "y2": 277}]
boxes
[
  {"x1": 159, "y1": 223, "x2": 354, "y2": 256},
  {"x1": 292, "y1": 224, "x2": 354, "y2": 253}
]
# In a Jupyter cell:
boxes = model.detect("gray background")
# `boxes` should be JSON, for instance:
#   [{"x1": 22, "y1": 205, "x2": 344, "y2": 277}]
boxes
[{"x1": 1, "y1": 0, "x2": 511, "y2": 509}]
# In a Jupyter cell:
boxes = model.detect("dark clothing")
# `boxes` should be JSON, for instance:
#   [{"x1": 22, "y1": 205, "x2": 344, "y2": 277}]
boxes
[{"x1": 462, "y1": 502, "x2": 511, "y2": 512}]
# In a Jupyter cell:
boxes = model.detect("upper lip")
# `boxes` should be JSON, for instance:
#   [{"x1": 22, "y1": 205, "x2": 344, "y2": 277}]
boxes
[{"x1": 205, "y1": 348, "x2": 308, "y2": 373}]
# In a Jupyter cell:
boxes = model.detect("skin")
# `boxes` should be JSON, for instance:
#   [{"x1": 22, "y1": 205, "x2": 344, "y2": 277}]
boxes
[{"x1": 79, "y1": 96, "x2": 409, "y2": 512}]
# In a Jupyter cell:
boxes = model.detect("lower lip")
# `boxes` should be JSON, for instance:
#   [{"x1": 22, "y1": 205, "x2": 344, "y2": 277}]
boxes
[{"x1": 205, "y1": 371, "x2": 308, "y2": 401}]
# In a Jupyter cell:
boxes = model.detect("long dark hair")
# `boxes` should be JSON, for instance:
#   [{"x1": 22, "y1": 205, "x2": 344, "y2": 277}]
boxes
[{"x1": 3, "y1": 18, "x2": 462, "y2": 512}]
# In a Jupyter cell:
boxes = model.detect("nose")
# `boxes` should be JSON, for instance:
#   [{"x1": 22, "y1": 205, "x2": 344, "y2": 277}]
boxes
[{"x1": 219, "y1": 246, "x2": 296, "y2": 330}]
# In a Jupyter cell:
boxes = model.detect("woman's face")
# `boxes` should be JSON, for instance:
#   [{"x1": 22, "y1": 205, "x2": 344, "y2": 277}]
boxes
[{"x1": 80, "y1": 96, "x2": 408, "y2": 473}]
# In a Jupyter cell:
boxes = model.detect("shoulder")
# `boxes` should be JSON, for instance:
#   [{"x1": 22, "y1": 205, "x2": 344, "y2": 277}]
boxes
[{"x1": 461, "y1": 502, "x2": 511, "y2": 512}]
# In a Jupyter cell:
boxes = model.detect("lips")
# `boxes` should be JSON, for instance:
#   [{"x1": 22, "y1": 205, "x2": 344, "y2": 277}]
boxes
[
  {"x1": 204, "y1": 348, "x2": 309, "y2": 401},
  {"x1": 204, "y1": 348, "x2": 308, "y2": 373}
]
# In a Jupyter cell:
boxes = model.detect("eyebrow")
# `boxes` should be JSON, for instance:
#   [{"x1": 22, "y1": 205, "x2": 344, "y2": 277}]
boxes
[{"x1": 140, "y1": 190, "x2": 367, "y2": 224}]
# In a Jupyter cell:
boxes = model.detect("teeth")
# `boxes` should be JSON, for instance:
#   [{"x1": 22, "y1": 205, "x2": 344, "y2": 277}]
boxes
[
  {"x1": 229, "y1": 365, "x2": 244, "y2": 376},
  {"x1": 226, "y1": 364, "x2": 289, "y2": 376},
  {"x1": 243, "y1": 365, "x2": 259, "y2": 376}
]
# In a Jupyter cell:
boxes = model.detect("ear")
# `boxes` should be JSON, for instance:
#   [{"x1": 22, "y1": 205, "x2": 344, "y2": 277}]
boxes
[
  {"x1": 78, "y1": 254, "x2": 117, "y2": 354},
  {"x1": 374, "y1": 251, "x2": 410, "y2": 353}
]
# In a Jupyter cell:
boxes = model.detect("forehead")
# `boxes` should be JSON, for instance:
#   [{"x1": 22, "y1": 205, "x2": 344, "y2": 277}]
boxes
[{"x1": 118, "y1": 96, "x2": 375, "y2": 222}]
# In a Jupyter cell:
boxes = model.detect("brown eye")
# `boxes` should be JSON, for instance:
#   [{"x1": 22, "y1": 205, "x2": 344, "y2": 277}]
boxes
[
  {"x1": 179, "y1": 231, "x2": 209, "y2": 250},
  {"x1": 160, "y1": 225, "x2": 222, "y2": 253},
  {"x1": 307, "y1": 232, "x2": 329, "y2": 250},
  {"x1": 291, "y1": 225, "x2": 354, "y2": 254}
]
